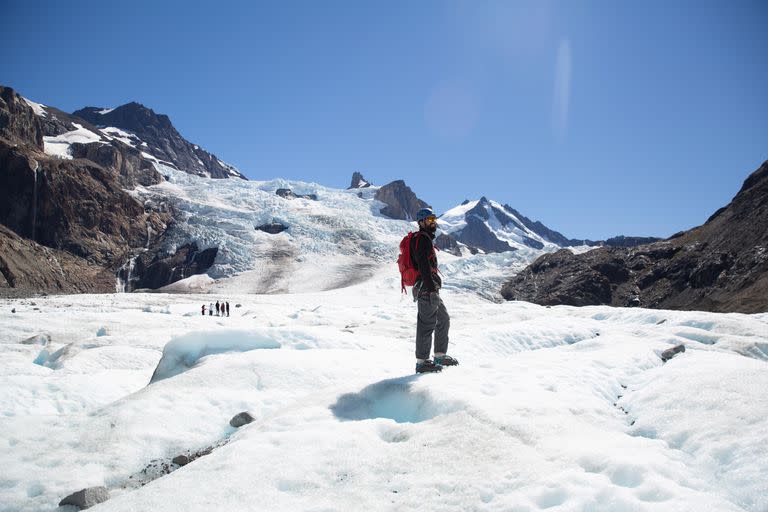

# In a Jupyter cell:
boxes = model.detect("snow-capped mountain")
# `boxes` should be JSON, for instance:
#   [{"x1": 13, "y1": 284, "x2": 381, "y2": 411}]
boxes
[
  {"x1": 15, "y1": 93, "x2": 245, "y2": 182},
  {"x1": 73, "y1": 103, "x2": 246, "y2": 180},
  {"x1": 439, "y1": 197, "x2": 562, "y2": 254},
  {"x1": 1, "y1": 86, "x2": 255, "y2": 296},
  {"x1": 438, "y1": 197, "x2": 661, "y2": 256},
  {"x1": 5, "y1": 85, "x2": 535, "y2": 299}
]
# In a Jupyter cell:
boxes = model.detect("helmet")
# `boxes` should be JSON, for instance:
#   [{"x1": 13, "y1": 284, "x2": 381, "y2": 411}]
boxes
[{"x1": 416, "y1": 208, "x2": 435, "y2": 222}]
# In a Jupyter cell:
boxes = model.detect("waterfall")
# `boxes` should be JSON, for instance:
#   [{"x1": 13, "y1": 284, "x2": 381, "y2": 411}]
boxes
[
  {"x1": 31, "y1": 161, "x2": 39, "y2": 242},
  {"x1": 116, "y1": 256, "x2": 138, "y2": 293},
  {"x1": 116, "y1": 223, "x2": 152, "y2": 292},
  {"x1": 125, "y1": 256, "x2": 137, "y2": 292}
]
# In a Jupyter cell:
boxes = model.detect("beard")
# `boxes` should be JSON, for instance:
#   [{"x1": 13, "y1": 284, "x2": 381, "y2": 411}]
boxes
[{"x1": 425, "y1": 224, "x2": 437, "y2": 236}]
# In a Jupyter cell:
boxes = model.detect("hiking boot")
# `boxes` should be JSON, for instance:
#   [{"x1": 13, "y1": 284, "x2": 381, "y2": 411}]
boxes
[
  {"x1": 415, "y1": 360, "x2": 443, "y2": 374},
  {"x1": 434, "y1": 355, "x2": 459, "y2": 366}
]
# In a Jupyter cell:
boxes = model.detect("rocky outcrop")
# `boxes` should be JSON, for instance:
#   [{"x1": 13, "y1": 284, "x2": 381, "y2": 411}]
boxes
[
  {"x1": 59, "y1": 487, "x2": 110, "y2": 509},
  {"x1": 0, "y1": 224, "x2": 115, "y2": 296},
  {"x1": 460, "y1": 215, "x2": 516, "y2": 253},
  {"x1": 348, "y1": 172, "x2": 372, "y2": 189},
  {"x1": 73, "y1": 103, "x2": 246, "y2": 180},
  {"x1": 661, "y1": 344, "x2": 686, "y2": 362},
  {"x1": 70, "y1": 140, "x2": 162, "y2": 188},
  {"x1": 124, "y1": 242, "x2": 218, "y2": 292},
  {"x1": 276, "y1": 188, "x2": 317, "y2": 200},
  {"x1": 255, "y1": 222, "x2": 288, "y2": 234},
  {"x1": 0, "y1": 86, "x2": 44, "y2": 148},
  {"x1": 501, "y1": 161, "x2": 768, "y2": 313},
  {"x1": 374, "y1": 180, "x2": 430, "y2": 220},
  {"x1": 15, "y1": 99, "x2": 165, "y2": 189},
  {"x1": 434, "y1": 233, "x2": 463, "y2": 256},
  {"x1": 604, "y1": 235, "x2": 662, "y2": 248},
  {"x1": 0, "y1": 86, "x2": 221, "y2": 296},
  {"x1": 229, "y1": 411, "x2": 255, "y2": 428},
  {"x1": 0, "y1": 139, "x2": 169, "y2": 265},
  {"x1": 39, "y1": 104, "x2": 105, "y2": 139}
]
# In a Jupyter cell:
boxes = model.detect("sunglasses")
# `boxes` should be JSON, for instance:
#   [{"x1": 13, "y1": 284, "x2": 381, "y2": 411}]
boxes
[{"x1": 423, "y1": 215, "x2": 437, "y2": 223}]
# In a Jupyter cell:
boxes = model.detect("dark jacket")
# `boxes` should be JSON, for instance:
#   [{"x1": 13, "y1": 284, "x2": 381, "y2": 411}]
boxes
[{"x1": 410, "y1": 229, "x2": 441, "y2": 293}]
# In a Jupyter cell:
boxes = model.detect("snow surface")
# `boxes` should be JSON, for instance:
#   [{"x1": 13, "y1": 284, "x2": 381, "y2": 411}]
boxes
[
  {"x1": 100, "y1": 127, "x2": 139, "y2": 147},
  {"x1": 569, "y1": 244, "x2": 600, "y2": 255},
  {"x1": 98, "y1": 108, "x2": 115, "y2": 115},
  {"x1": 215, "y1": 158, "x2": 243, "y2": 178},
  {"x1": 21, "y1": 97, "x2": 47, "y2": 117},
  {"x1": 43, "y1": 123, "x2": 104, "y2": 159},
  {"x1": 1, "y1": 277, "x2": 766, "y2": 511},
  {"x1": 140, "y1": 151, "x2": 159, "y2": 162}
]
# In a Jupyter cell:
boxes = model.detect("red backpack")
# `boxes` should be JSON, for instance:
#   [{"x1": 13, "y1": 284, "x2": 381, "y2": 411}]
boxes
[{"x1": 400, "y1": 231, "x2": 438, "y2": 293}]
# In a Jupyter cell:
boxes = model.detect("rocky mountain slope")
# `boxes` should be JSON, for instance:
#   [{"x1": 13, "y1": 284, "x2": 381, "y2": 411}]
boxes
[
  {"x1": 73, "y1": 103, "x2": 245, "y2": 180},
  {"x1": 0, "y1": 85, "x2": 246, "y2": 296},
  {"x1": 345, "y1": 171, "x2": 432, "y2": 221},
  {"x1": 501, "y1": 161, "x2": 768, "y2": 313},
  {"x1": 0, "y1": 224, "x2": 116, "y2": 296},
  {"x1": 374, "y1": 180, "x2": 431, "y2": 221},
  {"x1": 348, "y1": 171, "x2": 372, "y2": 189}
]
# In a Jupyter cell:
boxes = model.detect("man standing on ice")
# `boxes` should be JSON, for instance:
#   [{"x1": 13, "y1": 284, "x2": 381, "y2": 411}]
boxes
[{"x1": 411, "y1": 208, "x2": 459, "y2": 373}]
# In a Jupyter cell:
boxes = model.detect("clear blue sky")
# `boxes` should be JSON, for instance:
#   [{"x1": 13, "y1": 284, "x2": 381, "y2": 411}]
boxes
[{"x1": 2, "y1": 1, "x2": 766, "y2": 239}]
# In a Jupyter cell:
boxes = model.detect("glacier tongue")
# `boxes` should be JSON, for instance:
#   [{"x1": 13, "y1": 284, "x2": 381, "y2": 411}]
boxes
[
  {"x1": 138, "y1": 165, "x2": 411, "y2": 293},
  {"x1": 135, "y1": 166, "x2": 551, "y2": 296}
]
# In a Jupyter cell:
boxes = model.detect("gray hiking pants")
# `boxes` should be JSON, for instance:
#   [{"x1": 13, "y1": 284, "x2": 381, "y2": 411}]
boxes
[{"x1": 413, "y1": 288, "x2": 450, "y2": 360}]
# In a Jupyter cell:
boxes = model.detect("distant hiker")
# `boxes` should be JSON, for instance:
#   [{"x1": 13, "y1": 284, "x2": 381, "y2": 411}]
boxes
[
  {"x1": 404, "y1": 208, "x2": 458, "y2": 373},
  {"x1": 215, "y1": 301, "x2": 220, "y2": 316},
  {"x1": 201, "y1": 304, "x2": 206, "y2": 316},
  {"x1": 209, "y1": 302, "x2": 213, "y2": 316},
  {"x1": 226, "y1": 302, "x2": 230, "y2": 317}
]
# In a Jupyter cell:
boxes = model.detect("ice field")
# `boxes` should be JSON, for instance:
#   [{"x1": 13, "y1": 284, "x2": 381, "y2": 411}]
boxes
[{"x1": 1, "y1": 267, "x2": 767, "y2": 511}]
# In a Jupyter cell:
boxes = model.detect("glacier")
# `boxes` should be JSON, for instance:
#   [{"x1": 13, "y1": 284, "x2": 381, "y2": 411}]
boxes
[
  {"x1": 0, "y1": 279, "x2": 766, "y2": 511},
  {"x1": 133, "y1": 165, "x2": 548, "y2": 298}
]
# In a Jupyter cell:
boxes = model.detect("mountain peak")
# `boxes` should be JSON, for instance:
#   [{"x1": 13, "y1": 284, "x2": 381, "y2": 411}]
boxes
[
  {"x1": 373, "y1": 179, "x2": 430, "y2": 220},
  {"x1": 74, "y1": 102, "x2": 173, "y2": 133},
  {"x1": 72, "y1": 102, "x2": 245, "y2": 180},
  {"x1": 348, "y1": 172, "x2": 372, "y2": 189}
]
